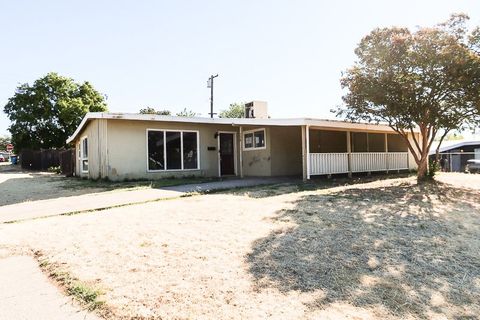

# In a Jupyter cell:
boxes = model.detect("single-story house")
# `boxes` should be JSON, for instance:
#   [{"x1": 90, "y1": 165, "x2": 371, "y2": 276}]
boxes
[
  {"x1": 66, "y1": 103, "x2": 419, "y2": 181},
  {"x1": 429, "y1": 139, "x2": 480, "y2": 172}
]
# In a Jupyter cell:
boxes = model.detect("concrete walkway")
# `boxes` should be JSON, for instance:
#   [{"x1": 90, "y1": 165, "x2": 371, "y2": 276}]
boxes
[
  {"x1": 0, "y1": 255, "x2": 99, "y2": 320},
  {"x1": 0, "y1": 178, "x2": 285, "y2": 223}
]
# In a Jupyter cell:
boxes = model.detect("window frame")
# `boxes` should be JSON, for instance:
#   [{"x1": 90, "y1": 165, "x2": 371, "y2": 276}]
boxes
[
  {"x1": 146, "y1": 129, "x2": 200, "y2": 172},
  {"x1": 80, "y1": 136, "x2": 89, "y2": 173},
  {"x1": 243, "y1": 128, "x2": 266, "y2": 151}
]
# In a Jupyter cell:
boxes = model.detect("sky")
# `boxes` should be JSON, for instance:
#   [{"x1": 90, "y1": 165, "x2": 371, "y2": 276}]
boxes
[{"x1": 0, "y1": 0, "x2": 479, "y2": 137}]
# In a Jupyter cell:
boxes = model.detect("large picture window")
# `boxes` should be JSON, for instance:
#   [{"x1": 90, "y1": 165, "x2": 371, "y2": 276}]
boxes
[
  {"x1": 147, "y1": 130, "x2": 199, "y2": 171},
  {"x1": 243, "y1": 128, "x2": 266, "y2": 150}
]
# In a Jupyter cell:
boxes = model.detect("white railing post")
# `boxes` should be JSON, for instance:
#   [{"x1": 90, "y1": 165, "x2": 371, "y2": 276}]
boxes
[{"x1": 306, "y1": 125, "x2": 310, "y2": 180}]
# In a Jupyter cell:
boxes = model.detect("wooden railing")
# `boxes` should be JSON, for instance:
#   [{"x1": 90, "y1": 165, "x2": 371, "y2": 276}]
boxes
[{"x1": 309, "y1": 152, "x2": 408, "y2": 176}]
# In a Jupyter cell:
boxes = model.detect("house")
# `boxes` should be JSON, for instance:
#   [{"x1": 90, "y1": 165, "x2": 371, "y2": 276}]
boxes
[
  {"x1": 66, "y1": 102, "x2": 419, "y2": 181},
  {"x1": 429, "y1": 139, "x2": 480, "y2": 172}
]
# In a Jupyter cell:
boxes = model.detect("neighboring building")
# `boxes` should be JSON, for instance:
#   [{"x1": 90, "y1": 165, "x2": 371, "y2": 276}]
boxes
[
  {"x1": 429, "y1": 139, "x2": 480, "y2": 172},
  {"x1": 67, "y1": 102, "x2": 419, "y2": 181}
]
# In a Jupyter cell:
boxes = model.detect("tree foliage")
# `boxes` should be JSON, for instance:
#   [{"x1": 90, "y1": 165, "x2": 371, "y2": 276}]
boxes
[
  {"x1": 0, "y1": 135, "x2": 11, "y2": 151},
  {"x1": 139, "y1": 107, "x2": 171, "y2": 115},
  {"x1": 176, "y1": 108, "x2": 197, "y2": 117},
  {"x1": 219, "y1": 103, "x2": 245, "y2": 118},
  {"x1": 4, "y1": 73, "x2": 108, "y2": 151},
  {"x1": 337, "y1": 14, "x2": 480, "y2": 180}
]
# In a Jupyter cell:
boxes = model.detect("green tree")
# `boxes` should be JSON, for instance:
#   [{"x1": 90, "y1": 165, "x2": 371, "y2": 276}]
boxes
[
  {"x1": 139, "y1": 107, "x2": 171, "y2": 115},
  {"x1": 4, "y1": 73, "x2": 108, "y2": 151},
  {"x1": 176, "y1": 108, "x2": 197, "y2": 117},
  {"x1": 219, "y1": 103, "x2": 245, "y2": 118},
  {"x1": 0, "y1": 135, "x2": 11, "y2": 151},
  {"x1": 337, "y1": 14, "x2": 480, "y2": 181}
]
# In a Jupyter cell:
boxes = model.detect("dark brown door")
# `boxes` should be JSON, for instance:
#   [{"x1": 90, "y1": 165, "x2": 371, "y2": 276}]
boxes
[{"x1": 219, "y1": 133, "x2": 235, "y2": 175}]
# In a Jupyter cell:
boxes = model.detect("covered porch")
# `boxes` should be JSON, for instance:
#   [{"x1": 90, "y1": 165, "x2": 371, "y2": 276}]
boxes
[{"x1": 301, "y1": 126, "x2": 410, "y2": 180}]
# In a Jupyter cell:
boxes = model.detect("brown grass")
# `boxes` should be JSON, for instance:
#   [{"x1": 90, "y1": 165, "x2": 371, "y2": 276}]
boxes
[{"x1": 0, "y1": 173, "x2": 479, "y2": 319}]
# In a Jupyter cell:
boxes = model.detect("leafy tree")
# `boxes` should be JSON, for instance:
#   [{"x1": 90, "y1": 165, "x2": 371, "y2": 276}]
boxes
[
  {"x1": 337, "y1": 14, "x2": 480, "y2": 181},
  {"x1": 219, "y1": 103, "x2": 245, "y2": 118},
  {"x1": 139, "y1": 107, "x2": 171, "y2": 115},
  {"x1": 0, "y1": 135, "x2": 11, "y2": 151},
  {"x1": 4, "y1": 73, "x2": 107, "y2": 151},
  {"x1": 176, "y1": 108, "x2": 197, "y2": 117}
]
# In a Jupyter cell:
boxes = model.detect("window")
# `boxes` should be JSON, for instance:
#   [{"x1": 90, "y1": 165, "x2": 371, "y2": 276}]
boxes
[
  {"x1": 148, "y1": 131, "x2": 164, "y2": 170},
  {"x1": 166, "y1": 132, "x2": 181, "y2": 170},
  {"x1": 475, "y1": 148, "x2": 480, "y2": 160},
  {"x1": 183, "y1": 132, "x2": 198, "y2": 169},
  {"x1": 80, "y1": 137, "x2": 88, "y2": 172},
  {"x1": 243, "y1": 129, "x2": 266, "y2": 150},
  {"x1": 147, "y1": 130, "x2": 199, "y2": 171}
]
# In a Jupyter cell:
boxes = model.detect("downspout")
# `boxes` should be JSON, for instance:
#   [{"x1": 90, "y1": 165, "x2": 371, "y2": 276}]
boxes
[{"x1": 239, "y1": 126, "x2": 244, "y2": 178}]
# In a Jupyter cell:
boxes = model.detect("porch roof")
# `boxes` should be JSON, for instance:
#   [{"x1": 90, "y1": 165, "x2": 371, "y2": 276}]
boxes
[{"x1": 67, "y1": 112, "x2": 418, "y2": 144}]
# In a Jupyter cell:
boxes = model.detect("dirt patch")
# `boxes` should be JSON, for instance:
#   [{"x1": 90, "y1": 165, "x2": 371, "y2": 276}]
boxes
[{"x1": 0, "y1": 173, "x2": 479, "y2": 319}]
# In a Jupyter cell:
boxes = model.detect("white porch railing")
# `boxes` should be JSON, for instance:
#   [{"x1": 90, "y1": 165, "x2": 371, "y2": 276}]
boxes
[
  {"x1": 310, "y1": 153, "x2": 349, "y2": 175},
  {"x1": 386, "y1": 152, "x2": 409, "y2": 170},
  {"x1": 351, "y1": 152, "x2": 387, "y2": 172},
  {"x1": 309, "y1": 152, "x2": 409, "y2": 176}
]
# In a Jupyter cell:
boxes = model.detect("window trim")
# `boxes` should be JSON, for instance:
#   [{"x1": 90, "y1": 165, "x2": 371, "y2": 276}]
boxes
[
  {"x1": 243, "y1": 128, "x2": 266, "y2": 151},
  {"x1": 80, "y1": 136, "x2": 89, "y2": 173},
  {"x1": 146, "y1": 128, "x2": 200, "y2": 172}
]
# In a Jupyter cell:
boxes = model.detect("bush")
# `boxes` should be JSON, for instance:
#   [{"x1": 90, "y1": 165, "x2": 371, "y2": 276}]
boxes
[
  {"x1": 427, "y1": 160, "x2": 439, "y2": 179},
  {"x1": 48, "y1": 166, "x2": 61, "y2": 174}
]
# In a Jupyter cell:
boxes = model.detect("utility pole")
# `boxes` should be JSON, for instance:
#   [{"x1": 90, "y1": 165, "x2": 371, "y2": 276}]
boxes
[{"x1": 207, "y1": 74, "x2": 218, "y2": 118}]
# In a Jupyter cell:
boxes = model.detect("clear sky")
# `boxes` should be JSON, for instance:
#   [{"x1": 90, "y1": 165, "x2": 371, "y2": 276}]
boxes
[{"x1": 0, "y1": 0, "x2": 478, "y2": 136}]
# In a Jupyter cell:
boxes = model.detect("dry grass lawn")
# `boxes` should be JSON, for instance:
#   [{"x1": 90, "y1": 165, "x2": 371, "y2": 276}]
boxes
[{"x1": 0, "y1": 172, "x2": 479, "y2": 319}]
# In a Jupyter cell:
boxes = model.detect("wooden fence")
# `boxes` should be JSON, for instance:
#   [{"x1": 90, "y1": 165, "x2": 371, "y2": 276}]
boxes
[
  {"x1": 20, "y1": 148, "x2": 75, "y2": 176},
  {"x1": 60, "y1": 149, "x2": 76, "y2": 176}
]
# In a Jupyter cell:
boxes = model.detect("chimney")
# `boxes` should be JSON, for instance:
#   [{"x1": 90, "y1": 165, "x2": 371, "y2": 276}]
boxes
[{"x1": 244, "y1": 101, "x2": 268, "y2": 119}]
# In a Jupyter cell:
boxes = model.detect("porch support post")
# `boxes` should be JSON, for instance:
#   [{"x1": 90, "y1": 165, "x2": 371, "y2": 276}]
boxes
[
  {"x1": 239, "y1": 126, "x2": 244, "y2": 178},
  {"x1": 306, "y1": 125, "x2": 310, "y2": 180},
  {"x1": 385, "y1": 133, "x2": 389, "y2": 173},
  {"x1": 347, "y1": 131, "x2": 352, "y2": 178},
  {"x1": 301, "y1": 125, "x2": 307, "y2": 181}
]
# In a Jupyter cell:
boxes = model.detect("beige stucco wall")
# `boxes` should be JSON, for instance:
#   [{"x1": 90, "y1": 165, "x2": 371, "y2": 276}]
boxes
[
  {"x1": 270, "y1": 126, "x2": 303, "y2": 176},
  {"x1": 105, "y1": 119, "x2": 240, "y2": 181},
  {"x1": 240, "y1": 126, "x2": 272, "y2": 177}
]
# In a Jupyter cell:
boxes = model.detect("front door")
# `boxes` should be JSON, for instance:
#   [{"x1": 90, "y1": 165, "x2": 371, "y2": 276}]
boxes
[{"x1": 219, "y1": 133, "x2": 235, "y2": 175}]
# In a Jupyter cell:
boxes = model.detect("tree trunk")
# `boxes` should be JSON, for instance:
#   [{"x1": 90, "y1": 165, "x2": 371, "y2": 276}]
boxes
[{"x1": 417, "y1": 157, "x2": 428, "y2": 182}]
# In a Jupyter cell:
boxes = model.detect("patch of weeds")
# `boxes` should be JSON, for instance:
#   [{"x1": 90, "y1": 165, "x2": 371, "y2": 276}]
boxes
[
  {"x1": 34, "y1": 251, "x2": 109, "y2": 315},
  {"x1": 67, "y1": 282, "x2": 105, "y2": 311},
  {"x1": 139, "y1": 241, "x2": 153, "y2": 248}
]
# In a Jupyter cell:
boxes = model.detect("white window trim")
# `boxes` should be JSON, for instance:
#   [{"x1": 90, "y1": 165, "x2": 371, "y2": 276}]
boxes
[
  {"x1": 243, "y1": 128, "x2": 266, "y2": 151},
  {"x1": 146, "y1": 128, "x2": 201, "y2": 172},
  {"x1": 80, "y1": 136, "x2": 88, "y2": 173}
]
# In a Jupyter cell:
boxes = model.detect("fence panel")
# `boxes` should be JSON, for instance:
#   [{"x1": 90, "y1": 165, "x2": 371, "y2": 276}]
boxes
[
  {"x1": 60, "y1": 149, "x2": 76, "y2": 176},
  {"x1": 20, "y1": 149, "x2": 62, "y2": 171}
]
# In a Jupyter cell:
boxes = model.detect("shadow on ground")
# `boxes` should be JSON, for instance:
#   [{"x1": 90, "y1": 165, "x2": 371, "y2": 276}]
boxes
[
  {"x1": 247, "y1": 181, "x2": 480, "y2": 318},
  {"x1": 219, "y1": 172, "x2": 414, "y2": 199}
]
